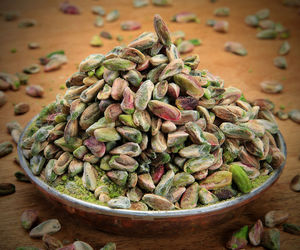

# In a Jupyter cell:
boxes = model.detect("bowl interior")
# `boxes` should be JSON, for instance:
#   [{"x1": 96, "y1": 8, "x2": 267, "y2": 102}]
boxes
[{"x1": 18, "y1": 116, "x2": 287, "y2": 219}]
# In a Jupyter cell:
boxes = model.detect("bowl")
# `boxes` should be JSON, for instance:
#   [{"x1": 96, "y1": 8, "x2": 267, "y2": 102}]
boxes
[{"x1": 18, "y1": 116, "x2": 287, "y2": 236}]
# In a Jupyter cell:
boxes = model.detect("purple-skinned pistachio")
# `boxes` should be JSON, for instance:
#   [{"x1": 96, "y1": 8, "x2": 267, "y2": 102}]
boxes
[
  {"x1": 151, "y1": 131, "x2": 167, "y2": 153},
  {"x1": 218, "y1": 87, "x2": 242, "y2": 105},
  {"x1": 121, "y1": 20, "x2": 141, "y2": 31},
  {"x1": 172, "y1": 12, "x2": 198, "y2": 23},
  {"x1": 173, "y1": 172, "x2": 195, "y2": 187},
  {"x1": 154, "y1": 170, "x2": 174, "y2": 196},
  {"x1": 29, "y1": 219, "x2": 61, "y2": 238},
  {"x1": 136, "y1": 56, "x2": 150, "y2": 71},
  {"x1": 226, "y1": 225, "x2": 249, "y2": 250},
  {"x1": 184, "y1": 54, "x2": 200, "y2": 69},
  {"x1": 249, "y1": 219, "x2": 264, "y2": 246},
  {"x1": 120, "y1": 87, "x2": 135, "y2": 115},
  {"x1": 121, "y1": 47, "x2": 145, "y2": 64},
  {"x1": 153, "y1": 80, "x2": 168, "y2": 100},
  {"x1": 107, "y1": 196, "x2": 131, "y2": 209},
  {"x1": 133, "y1": 110, "x2": 151, "y2": 132},
  {"x1": 128, "y1": 32, "x2": 157, "y2": 51},
  {"x1": 184, "y1": 154, "x2": 215, "y2": 174},
  {"x1": 94, "y1": 127, "x2": 121, "y2": 142},
  {"x1": 60, "y1": 1, "x2": 80, "y2": 14},
  {"x1": 166, "y1": 44, "x2": 180, "y2": 61},
  {"x1": 151, "y1": 117, "x2": 162, "y2": 136},
  {"x1": 159, "y1": 59, "x2": 184, "y2": 81},
  {"x1": 148, "y1": 100, "x2": 181, "y2": 121},
  {"x1": 151, "y1": 165, "x2": 164, "y2": 184},
  {"x1": 154, "y1": 14, "x2": 172, "y2": 47},
  {"x1": 214, "y1": 20, "x2": 229, "y2": 33},
  {"x1": 42, "y1": 234, "x2": 63, "y2": 250},
  {"x1": 174, "y1": 73, "x2": 204, "y2": 99},
  {"x1": 167, "y1": 83, "x2": 180, "y2": 99},
  {"x1": 198, "y1": 187, "x2": 218, "y2": 205},
  {"x1": 64, "y1": 119, "x2": 78, "y2": 143},
  {"x1": 135, "y1": 80, "x2": 154, "y2": 110},
  {"x1": 185, "y1": 122, "x2": 207, "y2": 144},
  {"x1": 161, "y1": 120, "x2": 176, "y2": 133},
  {"x1": 80, "y1": 80, "x2": 104, "y2": 103},
  {"x1": 150, "y1": 54, "x2": 168, "y2": 66},
  {"x1": 104, "y1": 103, "x2": 122, "y2": 122},
  {"x1": 79, "y1": 54, "x2": 105, "y2": 72},
  {"x1": 147, "y1": 63, "x2": 167, "y2": 83},
  {"x1": 26, "y1": 85, "x2": 44, "y2": 98},
  {"x1": 97, "y1": 84, "x2": 111, "y2": 100},
  {"x1": 143, "y1": 193, "x2": 174, "y2": 210},
  {"x1": 138, "y1": 173, "x2": 155, "y2": 192},
  {"x1": 180, "y1": 182, "x2": 199, "y2": 209},
  {"x1": 79, "y1": 103, "x2": 101, "y2": 130},
  {"x1": 220, "y1": 122, "x2": 255, "y2": 140},
  {"x1": 110, "y1": 142, "x2": 141, "y2": 157},
  {"x1": 103, "y1": 58, "x2": 136, "y2": 71},
  {"x1": 260, "y1": 81, "x2": 283, "y2": 94},
  {"x1": 82, "y1": 162, "x2": 97, "y2": 191},
  {"x1": 21, "y1": 209, "x2": 39, "y2": 230},
  {"x1": 84, "y1": 136, "x2": 106, "y2": 157},
  {"x1": 178, "y1": 41, "x2": 194, "y2": 54},
  {"x1": 224, "y1": 41, "x2": 247, "y2": 56},
  {"x1": 123, "y1": 70, "x2": 143, "y2": 87},
  {"x1": 199, "y1": 171, "x2": 232, "y2": 190},
  {"x1": 107, "y1": 170, "x2": 128, "y2": 186},
  {"x1": 53, "y1": 152, "x2": 73, "y2": 175},
  {"x1": 111, "y1": 78, "x2": 128, "y2": 101}
]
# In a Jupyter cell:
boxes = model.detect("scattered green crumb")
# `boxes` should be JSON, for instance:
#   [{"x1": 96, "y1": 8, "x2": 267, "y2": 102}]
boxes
[
  {"x1": 49, "y1": 88, "x2": 53, "y2": 91},
  {"x1": 281, "y1": 76, "x2": 286, "y2": 81},
  {"x1": 251, "y1": 175, "x2": 270, "y2": 189},
  {"x1": 189, "y1": 39, "x2": 202, "y2": 46},
  {"x1": 46, "y1": 50, "x2": 64, "y2": 58},
  {"x1": 116, "y1": 35, "x2": 123, "y2": 41},
  {"x1": 53, "y1": 168, "x2": 125, "y2": 206},
  {"x1": 280, "y1": 105, "x2": 285, "y2": 110},
  {"x1": 25, "y1": 121, "x2": 39, "y2": 137},
  {"x1": 60, "y1": 85, "x2": 65, "y2": 90},
  {"x1": 88, "y1": 71, "x2": 94, "y2": 77},
  {"x1": 10, "y1": 48, "x2": 17, "y2": 53},
  {"x1": 239, "y1": 93, "x2": 248, "y2": 102},
  {"x1": 195, "y1": 18, "x2": 201, "y2": 24},
  {"x1": 248, "y1": 69, "x2": 253, "y2": 73}
]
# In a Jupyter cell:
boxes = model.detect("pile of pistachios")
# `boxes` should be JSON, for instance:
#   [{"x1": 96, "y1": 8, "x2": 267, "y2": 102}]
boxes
[{"x1": 21, "y1": 15, "x2": 285, "y2": 211}]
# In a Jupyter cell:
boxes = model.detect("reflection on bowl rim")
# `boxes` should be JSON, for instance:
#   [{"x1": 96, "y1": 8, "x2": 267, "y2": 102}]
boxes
[{"x1": 18, "y1": 115, "x2": 287, "y2": 219}]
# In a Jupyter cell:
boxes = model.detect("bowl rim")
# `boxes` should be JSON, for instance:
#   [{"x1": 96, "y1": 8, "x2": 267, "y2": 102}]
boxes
[{"x1": 18, "y1": 115, "x2": 287, "y2": 219}]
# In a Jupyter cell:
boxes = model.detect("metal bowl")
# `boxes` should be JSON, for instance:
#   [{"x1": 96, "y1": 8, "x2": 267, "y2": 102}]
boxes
[{"x1": 18, "y1": 116, "x2": 287, "y2": 236}]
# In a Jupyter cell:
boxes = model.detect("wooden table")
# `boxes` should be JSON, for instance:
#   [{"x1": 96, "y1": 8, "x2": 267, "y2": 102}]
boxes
[{"x1": 0, "y1": 0, "x2": 299, "y2": 249}]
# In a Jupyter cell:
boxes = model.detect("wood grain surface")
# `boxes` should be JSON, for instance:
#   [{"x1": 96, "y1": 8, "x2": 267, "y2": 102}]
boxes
[{"x1": 0, "y1": 0, "x2": 299, "y2": 249}]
